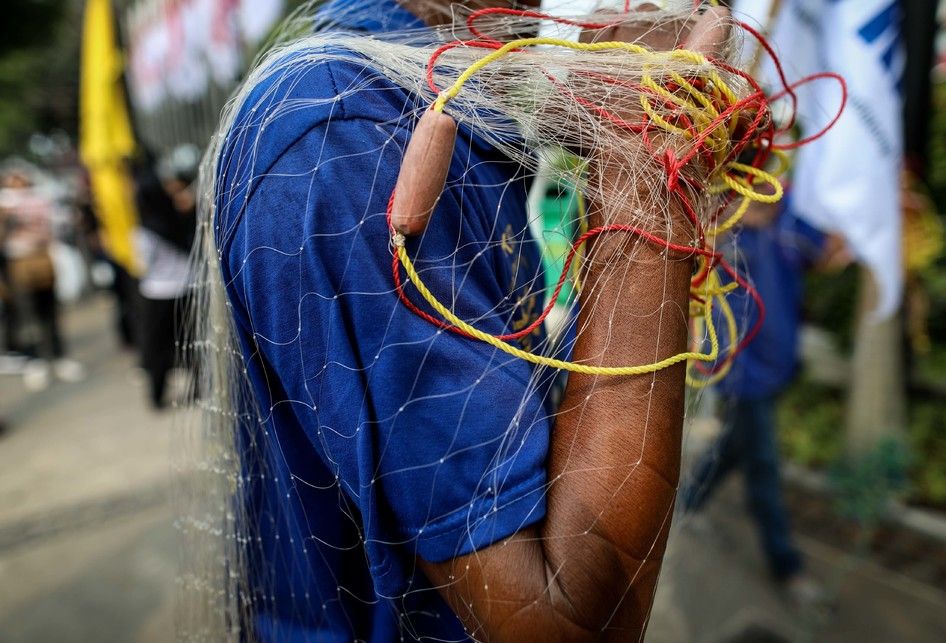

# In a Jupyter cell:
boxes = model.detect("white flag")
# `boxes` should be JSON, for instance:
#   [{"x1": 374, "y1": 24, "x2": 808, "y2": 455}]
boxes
[
  {"x1": 736, "y1": 0, "x2": 905, "y2": 318},
  {"x1": 238, "y1": 0, "x2": 285, "y2": 44}
]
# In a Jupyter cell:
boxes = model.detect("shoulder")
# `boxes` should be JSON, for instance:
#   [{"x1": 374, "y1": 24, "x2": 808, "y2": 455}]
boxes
[
  {"x1": 217, "y1": 42, "x2": 418, "y2": 190},
  {"x1": 214, "y1": 42, "x2": 420, "y2": 245}
]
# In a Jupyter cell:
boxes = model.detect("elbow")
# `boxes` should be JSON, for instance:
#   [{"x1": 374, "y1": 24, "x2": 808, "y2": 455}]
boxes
[{"x1": 498, "y1": 551, "x2": 661, "y2": 642}]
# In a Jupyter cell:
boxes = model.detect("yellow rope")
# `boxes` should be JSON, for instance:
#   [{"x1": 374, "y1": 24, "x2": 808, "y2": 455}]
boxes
[
  {"x1": 721, "y1": 162, "x2": 783, "y2": 203},
  {"x1": 397, "y1": 241, "x2": 720, "y2": 375},
  {"x1": 571, "y1": 188, "x2": 589, "y2": 295},
  {"x1": 434, "y1": 38, "x2": 658, "y2": 113},
  {"x1": 687, "y1": 287, "x2": 739, "y2": 388}
]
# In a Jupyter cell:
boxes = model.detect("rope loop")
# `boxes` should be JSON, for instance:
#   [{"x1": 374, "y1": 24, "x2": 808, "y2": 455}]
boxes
[{"x1": 389, "y1": 6, "x2": 846, "y2": 384}]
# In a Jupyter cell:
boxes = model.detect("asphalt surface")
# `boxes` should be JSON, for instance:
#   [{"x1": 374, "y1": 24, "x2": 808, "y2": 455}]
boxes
[{"x1": 0, "y1": 296, "x2": 944, "y2": 642}]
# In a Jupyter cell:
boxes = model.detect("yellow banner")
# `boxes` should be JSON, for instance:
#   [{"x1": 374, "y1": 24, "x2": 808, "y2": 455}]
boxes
[{"x1": 79, "y1": 0, "x2": 139, "y2": 275}]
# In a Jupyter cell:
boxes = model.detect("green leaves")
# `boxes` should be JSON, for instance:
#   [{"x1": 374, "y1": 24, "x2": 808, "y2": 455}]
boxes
[
  {"x1": 0, "y1": 0, "x2": 76, "y2": 155},
  {"x1": 829, "y1": 438, "x2": 910, "y2": 528}
]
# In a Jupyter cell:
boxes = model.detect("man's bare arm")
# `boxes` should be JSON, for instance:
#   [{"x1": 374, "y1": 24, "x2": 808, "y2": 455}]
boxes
[{"x1": 419, "y1": 8, "x2": 730, "y2": 641}]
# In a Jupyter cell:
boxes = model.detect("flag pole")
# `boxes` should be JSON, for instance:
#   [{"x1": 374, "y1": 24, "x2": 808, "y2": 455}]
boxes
[{"x1": 745, "y1": 0, "x2": 783, "y2": 79}]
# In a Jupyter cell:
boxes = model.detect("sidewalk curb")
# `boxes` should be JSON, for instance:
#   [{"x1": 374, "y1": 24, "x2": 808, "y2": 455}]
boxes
[
  {"x1": 0, "y1": 484, "x2": 170, "y2": 553},
  {"x1": 784, "y1": 462, "x2": 946, "y2": 543}
]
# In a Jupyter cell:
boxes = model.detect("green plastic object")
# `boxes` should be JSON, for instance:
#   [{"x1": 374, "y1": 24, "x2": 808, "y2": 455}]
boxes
[{"x1": 538, "y1": 180, "x2": 579, "y2": 304}]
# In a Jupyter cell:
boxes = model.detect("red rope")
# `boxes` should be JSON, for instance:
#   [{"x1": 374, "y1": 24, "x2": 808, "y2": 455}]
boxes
[
  {"x1": 392, "y1": 5, "x2": 846, "y2": 375},
  {"x1": 387, "y1": 190, "x2": 717, "y2": 343}
]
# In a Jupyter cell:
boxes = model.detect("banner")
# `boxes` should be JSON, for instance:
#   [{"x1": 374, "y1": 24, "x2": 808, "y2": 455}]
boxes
[
  {"x1": 80, "y1": 0, "x2": 140, "y2": 275},
  {"x1": 735, "y1": 0, "x2": 905, "y2": 318},
  {"x1": 165, "y1": 0, "x2": 211, "y2": 100},
  {"x1": 125, "y1": 0, "x2": 249, "y2": 112},
  {"x1": 207, "y1": 0, "x2": 242, "y2": 84},
  {"x1": 128, "y1": 13, "x2": 169, "y2": 112}
]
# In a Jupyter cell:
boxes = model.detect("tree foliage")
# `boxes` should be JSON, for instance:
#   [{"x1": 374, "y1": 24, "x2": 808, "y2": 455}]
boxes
[
  {"x1": 0, "y1": 0, "x2": 77, "y2": 155},
  {"x1": 0, "y1": 0, "x2": 65, "y2": 55}
]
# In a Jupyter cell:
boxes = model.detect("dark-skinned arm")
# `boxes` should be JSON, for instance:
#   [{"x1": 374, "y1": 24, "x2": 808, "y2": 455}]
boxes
[{"x1": 419, "y1": 7, "x2": 731, "y2": 641}]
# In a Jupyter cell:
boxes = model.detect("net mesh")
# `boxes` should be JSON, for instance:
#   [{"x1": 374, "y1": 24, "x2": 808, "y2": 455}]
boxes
[{"x1": 175, "y1": 1, "x2": 804, "y2": 640}]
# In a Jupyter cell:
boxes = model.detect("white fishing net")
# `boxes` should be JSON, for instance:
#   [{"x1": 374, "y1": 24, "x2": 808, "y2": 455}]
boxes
[{"x1": 175, "y1": 1, "x2": 798, "y2": 640}]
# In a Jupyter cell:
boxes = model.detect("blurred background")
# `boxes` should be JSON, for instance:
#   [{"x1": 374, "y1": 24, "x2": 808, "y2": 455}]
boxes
[{"x1": 0, "y1": 0, "x2": 945, "y2": 641}]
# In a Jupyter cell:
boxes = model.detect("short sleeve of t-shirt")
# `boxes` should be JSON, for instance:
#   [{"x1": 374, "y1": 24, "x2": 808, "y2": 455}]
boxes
[{"x1": 218, "y1": 55, "x2": 552, "y2": 599}]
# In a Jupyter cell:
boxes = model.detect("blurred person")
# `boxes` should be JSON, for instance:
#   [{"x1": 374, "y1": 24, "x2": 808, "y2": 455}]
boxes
[
  {"x1": 0, "y1": 172, "x2": 29, "y2": 360},
  {"x1": 681, "y1": 194, "x2": 850, "y2": 606},
  {"x1": 0, "y1": 235, "x2": 24, "y2": 356},
  {"x1": 77, "y1": 169, "x2": 139, "y2": 349},
  {"x1": 0, "y1": 169, "x2": 85, "y2": 391},
  {"x1": 132, "y1": 154, "x2": 196, "y2": 409}
]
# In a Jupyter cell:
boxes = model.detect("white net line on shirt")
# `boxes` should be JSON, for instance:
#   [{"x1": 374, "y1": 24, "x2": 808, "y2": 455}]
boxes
[{"x1": 174, "y1": 1, "x2": 773, "y2": 640}]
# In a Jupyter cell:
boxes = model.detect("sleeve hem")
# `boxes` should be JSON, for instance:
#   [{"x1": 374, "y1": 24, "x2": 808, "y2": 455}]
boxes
[{"x1": 412, "y1": 471, "x2": 548, "y2": 564}]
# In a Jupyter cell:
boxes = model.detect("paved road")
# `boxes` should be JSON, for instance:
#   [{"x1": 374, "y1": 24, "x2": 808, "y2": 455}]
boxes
[
  {"x1": 0, "y1": 296, "x2": 176, "y2": 642},
  {"x1": 0, "y1": 297, "x2": 944, "y2": 642}
]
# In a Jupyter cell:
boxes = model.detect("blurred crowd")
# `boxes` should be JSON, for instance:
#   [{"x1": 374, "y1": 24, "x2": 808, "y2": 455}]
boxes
[{"x1": 0, "y1": 141, "x2": 199, "y2": 428}]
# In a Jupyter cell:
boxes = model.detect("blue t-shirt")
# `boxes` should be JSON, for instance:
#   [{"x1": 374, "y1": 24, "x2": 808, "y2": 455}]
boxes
[
  {"x1": 716, "y1": 203, "x2": 825, "y2": 399},
  {"x1": 215, "y1": 1, "x2": 552, "y2": 640}
]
